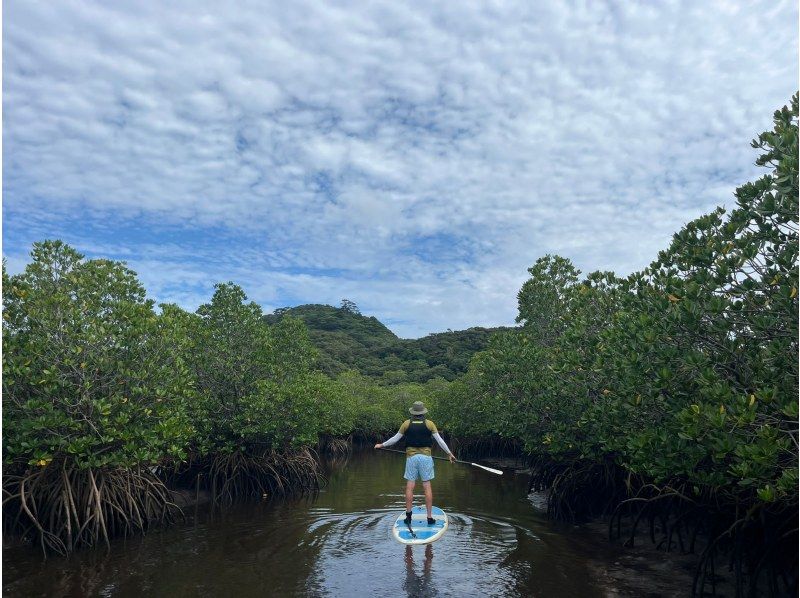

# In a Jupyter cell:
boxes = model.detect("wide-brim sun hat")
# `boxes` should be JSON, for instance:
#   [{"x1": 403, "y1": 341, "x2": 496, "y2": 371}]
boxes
[{"x1": 409, "y1": 401, "x2": 428, "y2": 415}]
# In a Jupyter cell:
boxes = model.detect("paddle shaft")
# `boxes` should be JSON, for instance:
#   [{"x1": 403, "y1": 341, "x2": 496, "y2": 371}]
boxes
[
  {"x1": 379, "y1": 447, "x2": 459, "y2": 463},
  {"x1": 378, "y1": 447, "x2": 503, "y2": 475}
]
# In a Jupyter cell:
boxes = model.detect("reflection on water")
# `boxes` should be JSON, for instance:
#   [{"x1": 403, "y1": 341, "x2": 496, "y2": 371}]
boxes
[
  {"x1": 404, "y1": 544, "x2": 435, "y2": 597},
  {"x1": 3, "y1": 450, "x2": 606, "y2": 597}
]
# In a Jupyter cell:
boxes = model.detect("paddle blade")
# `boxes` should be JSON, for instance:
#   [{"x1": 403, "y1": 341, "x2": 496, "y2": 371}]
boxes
[{"x1": 471, "y1": 463, "x2": 503, "y2": 475}]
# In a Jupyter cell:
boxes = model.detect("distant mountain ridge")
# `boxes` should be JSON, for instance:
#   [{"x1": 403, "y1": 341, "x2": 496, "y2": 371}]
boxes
[{"x1": 264, "y1": 303, "x2": 511, "y2": 383}]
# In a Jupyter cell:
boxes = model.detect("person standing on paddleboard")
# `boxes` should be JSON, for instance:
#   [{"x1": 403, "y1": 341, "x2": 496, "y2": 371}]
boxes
[{"x1": 374, "y1": 401, "x2": 456, "y2": 525}]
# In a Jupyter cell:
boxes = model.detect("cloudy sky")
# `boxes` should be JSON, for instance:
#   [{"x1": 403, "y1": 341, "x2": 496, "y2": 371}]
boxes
[{"x1": 3, "y1": 1, "x2": 797, "y2": 337}]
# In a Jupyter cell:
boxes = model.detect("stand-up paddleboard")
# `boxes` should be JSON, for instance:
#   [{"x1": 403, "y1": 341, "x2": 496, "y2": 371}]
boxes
[{"x1": 393, "y1": 505, "x2": 448, "y2": 545}]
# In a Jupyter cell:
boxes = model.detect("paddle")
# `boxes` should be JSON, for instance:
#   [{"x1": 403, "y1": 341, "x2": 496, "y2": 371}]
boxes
[
  {"x1": 406, "y1": 519, "x2": 417, "y2": 539},
  {"x1": 378, "y1": 447, "x2": 503, "y2": 475}
]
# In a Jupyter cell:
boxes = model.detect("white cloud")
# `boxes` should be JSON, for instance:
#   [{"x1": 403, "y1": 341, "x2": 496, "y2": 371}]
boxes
[{"x1": 3, "y1": 0, "x2": 797, "y2": 336}]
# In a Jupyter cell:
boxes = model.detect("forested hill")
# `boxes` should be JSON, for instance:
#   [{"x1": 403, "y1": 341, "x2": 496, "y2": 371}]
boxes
[{"x1": 263, "y1": 303, "x2": 510, "y2": 383}]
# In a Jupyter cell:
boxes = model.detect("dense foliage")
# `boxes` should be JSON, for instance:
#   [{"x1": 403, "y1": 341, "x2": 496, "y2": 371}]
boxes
[
  {"x1": 1, "y1": 255, "x2": 448, "y2": 546},
  {"x1": 265, "y1": 303, "x2": 505, "y2": 382},
  {"x1": 2, "y1": 241, "x2": 193, "y2": 470},
  {"x1": 1, "y1": 256, "x2": 448, "y2": 483},
  {"x1": 184, "y1": 284, "x2": 348, "y2": 452},
  {"x1": 335, "y1": 371, "x2": 449, "y2": 440}
]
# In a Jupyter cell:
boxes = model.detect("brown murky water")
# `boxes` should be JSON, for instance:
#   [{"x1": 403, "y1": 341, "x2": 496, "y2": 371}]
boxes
[{"x1": 3, "y1": 451, "x2": 615, "y2": 597}]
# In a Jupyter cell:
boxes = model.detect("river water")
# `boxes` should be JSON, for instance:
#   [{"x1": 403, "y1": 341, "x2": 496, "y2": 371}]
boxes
[{"x1": 4, "y1": 450, "x2": 618, "y2": 597}]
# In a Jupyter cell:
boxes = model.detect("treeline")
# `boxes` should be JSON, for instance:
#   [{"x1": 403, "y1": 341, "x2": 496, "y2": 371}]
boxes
[
  {"x1": 1, "y1": 248, "x2": 444, "y2": 554},
  {"x1": 439, "y1": 96, "x2": 798, "y2": 595},
  {"x1": 265, "y1": 303, "x2": 507, "y2": 383}
]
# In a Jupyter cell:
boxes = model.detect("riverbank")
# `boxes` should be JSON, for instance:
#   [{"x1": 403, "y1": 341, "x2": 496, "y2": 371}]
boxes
[
  {"x1": 581, "y1": 521, "x2": 701, "y2": 598},
  {"x1": 517, "y1": 478, "x2": 731, "y2": 597},
  {"x1": 476, "y1": 457, "x2": 724, "y2": 598}
]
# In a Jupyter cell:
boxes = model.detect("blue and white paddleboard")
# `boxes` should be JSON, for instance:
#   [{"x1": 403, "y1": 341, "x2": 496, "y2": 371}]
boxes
[{"x1": 392, "y1": 505, "x2": 448, "y2": 545}]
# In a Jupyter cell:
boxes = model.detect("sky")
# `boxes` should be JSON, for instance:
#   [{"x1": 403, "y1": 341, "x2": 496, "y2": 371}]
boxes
[{"x1": 3, "y1": 1, "x2": 797, "y2": 338}]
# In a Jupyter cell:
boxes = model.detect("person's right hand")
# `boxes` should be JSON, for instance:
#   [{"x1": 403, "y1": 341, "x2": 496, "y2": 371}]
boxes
[{"x1": 374, "y1": 443, "x2": 383, "y2": 449}]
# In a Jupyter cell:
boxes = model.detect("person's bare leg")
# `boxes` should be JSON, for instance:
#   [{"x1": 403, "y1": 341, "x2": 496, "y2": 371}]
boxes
[
  {"x1": 422, "y1": 481, "x2": 433, "y2": 518},
  {"x1": 405, "y1": 480, "x2": 416, "y2": 512}
]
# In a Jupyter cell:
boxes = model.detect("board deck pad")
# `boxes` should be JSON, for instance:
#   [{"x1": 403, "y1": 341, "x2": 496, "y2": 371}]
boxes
[{"x1": 392, "y1": 506, "x2": 448, "y2": 545}]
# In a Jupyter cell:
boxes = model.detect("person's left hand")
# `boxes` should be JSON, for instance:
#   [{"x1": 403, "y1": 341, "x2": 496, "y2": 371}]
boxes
[
  {"x1": 448, "y1": 453, "x2": 456, "y2": 463},
  {"x1": 374, "y1": 443, "x2": 383, "y2": 449}
]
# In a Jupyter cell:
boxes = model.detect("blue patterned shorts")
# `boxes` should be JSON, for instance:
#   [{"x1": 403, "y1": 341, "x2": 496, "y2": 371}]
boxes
[{"x1": 404, "y1": 454, "x2": 435, "y2": 482}]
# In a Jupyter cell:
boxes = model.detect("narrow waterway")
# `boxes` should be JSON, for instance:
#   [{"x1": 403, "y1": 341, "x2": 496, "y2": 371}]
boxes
[{"x1": 4, "y1": 450, "x2": 622, "y2": 597}]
